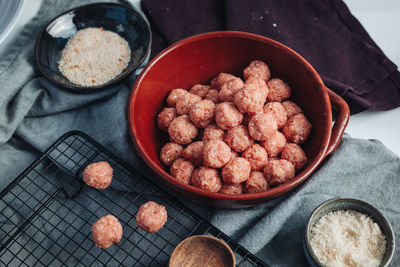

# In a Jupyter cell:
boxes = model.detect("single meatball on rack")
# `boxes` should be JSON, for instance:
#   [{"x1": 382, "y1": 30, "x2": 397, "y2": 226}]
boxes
[
  {"x1": 83, "y1": 161, "x2": 113, "y2": 190},
  {"x1": 282, "y1": 113, "x2": 312, "y2": 144},
  {"x1": 168, "y1": 115, "x2": 198, "y2": 145},
  {"x1": 92, "y1": 215, "x2": 122, "y2": 249},
  {"x1": 243, "y1": 60, "x2": 271, "y2": 81},
  {"x1": 191, "y1": 166, "x2": 222, "y2": 192},
  {"x1": 203, "y1": 140, "x2": 232, "y2": 168},
  {"x1": 224, "y1": 125, "x2": 254, "y2": 152},
  {"x1": 136, "y1": 201, "x2": 168, "y2": 234},
  {"x1": 170, "y1": 158, "x2": 194, "y2": 184}
]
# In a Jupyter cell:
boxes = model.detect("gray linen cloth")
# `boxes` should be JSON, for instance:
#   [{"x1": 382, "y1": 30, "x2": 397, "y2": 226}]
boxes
[{"x1": 0, "y1": 0, "x2": 398, "y2": 266}]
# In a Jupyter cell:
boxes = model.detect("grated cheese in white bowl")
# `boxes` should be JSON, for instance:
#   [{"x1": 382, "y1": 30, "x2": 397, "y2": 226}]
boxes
[
  {"x1": 58, "y1": 27, "x2": 131, "y2": 87},
  {"x1": 310, "y1": 210, "x2": 386, "y2": 267}
]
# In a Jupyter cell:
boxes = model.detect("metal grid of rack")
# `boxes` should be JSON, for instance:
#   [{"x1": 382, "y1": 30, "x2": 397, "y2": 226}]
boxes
[{"x1": 0, "y1": 131, "x2": 267, "y2": 266}]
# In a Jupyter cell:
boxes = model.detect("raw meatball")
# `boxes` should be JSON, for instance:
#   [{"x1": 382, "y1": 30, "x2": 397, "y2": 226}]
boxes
[
  {"x1": 248, "y1": 113, "x2": 278, "y2": 141},
  {"x1": 210, "y1": 73, "x2": 236, "y2": 89},
  {"x1": 282, "y1": 100, "x2": 303, "y2": 118},
  {"x1": 203, "y1": 140, "x2": 232, "y2": 168},
  {"x1": 243, "y1": 60, "x2": 271, "y2": 81},
  {"x1": 224, "y1": 125, "x2": 254, "y2": 152},
  {"x1": 191, "y1": 166, "x2": 222, "y2": 192},
  {"x1": 170, "y1": 158, "x2": 194, "y2": 184},
  {"x1": 160, "y1": 142, "x2": 184, "y2": 166},
  {"x1": 176, "y1": 93, "x2": 202, "y2": 115},
  {"x1": 168, "y1": 115, "x2": 198, "y2": 145},
  {"x1": 242, "y1": 144, "x2": 269, "y2": 171},
  {"x1": 92, "y1": 215, "x2": 122, "y2": 249},
  {"x1": 282, "y1": 113, "x2": 312, "y2": 144},
  {"x1": 136, "y1": 201, "x2": 168, "y2": 234},
  {"x1": 215, "y1": 102, "x2": 243, "y2": 130},
  {"x1": 183, "y1": 141, "x2": 204, "y2": 166},
  {"x1": 167, "y1": 88, "x2": 188, "y2": 107},
  {"x1": 204, "y1": 89, "x2": 219, "y2": 104},
  {"x1": 234, "y1": 83, "x2": 266, "y2": 115},
  {"x1": 218, "y1": 77, "x2": 244, "y2": 102},
  {"x1": 264, "y1": 159, "x2": 295, "y2": 185},
  {"x1": 245, "y1": 76, "x2": 269, "y2": 98},
  {"x1": 203, "y1": 123, "x2": 225, "y2": 142},
  {"x1": 261, "y1": 131, "x2": 286, "y2": 157},
  {"x1": 157, "y1": 107, "x2": 177, "y2": 132},
  {"x1": 190, "y1": 84, "x2": 210, "y2": 98},
  {"x1": 263, "y1": 102, "x2": 287, "y2": 129},
  {"x1": 219, "y1": 183, "x2": 244, "y2": 194},
  {"x1": 221, "y1": 157, "x2": 251, "y2": 184},
  {"x1": 245, "y1": 171, "x2": 269, "y2": 193},
  {"x1": 83, "y1": 161, "x2": 113, "y2": 190},
  {"x1": 266, "y1": 78, "x2": 291, "y2": 102},
  {"x1": 280, "y1": 143, "x2": 307, "y2": 171},
  {"x1": 189, "y1": 100, "x2": 216, "y2": 128}
]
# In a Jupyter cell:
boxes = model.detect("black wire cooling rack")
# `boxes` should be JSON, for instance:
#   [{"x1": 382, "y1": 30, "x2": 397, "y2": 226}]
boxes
[{"x1": 0, "y1": 131, "x2": 267, "y2": 267}]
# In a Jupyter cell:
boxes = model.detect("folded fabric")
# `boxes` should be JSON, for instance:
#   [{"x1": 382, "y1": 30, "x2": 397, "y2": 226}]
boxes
[{"x1": 141, "y1": 0, "x2": 400, "y2": 114}]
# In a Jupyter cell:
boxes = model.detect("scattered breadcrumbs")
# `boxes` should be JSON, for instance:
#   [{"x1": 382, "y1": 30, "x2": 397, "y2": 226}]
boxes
[
  {"x1": 58, "y1": 27, "x2": 131, "y2": 87},
  {"x1": 310, "y1": 210, "x2": 386, "y2": 267}
]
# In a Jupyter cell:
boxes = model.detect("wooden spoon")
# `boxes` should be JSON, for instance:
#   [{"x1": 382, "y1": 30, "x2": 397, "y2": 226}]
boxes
[{"x1": 169, "y1": 235, "x2": 236, "y2": 267}]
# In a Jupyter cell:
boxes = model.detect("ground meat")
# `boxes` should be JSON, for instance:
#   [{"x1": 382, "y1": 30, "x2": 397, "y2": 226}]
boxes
[
  {"x1": 167, "y1": 88, "x2": 188, "y2": 107},
  {"x1": 261, "y1": 131, "x2": 286, "y2": 158},
  {"x1": 219, "y1": 183, "x2": 244, "y2": 194},
  {"x1": 282, "y1": 100, "x2": 303, "y2": 118},
  {"x1": 234, "y1": 83, "x2": 266, "y2": 115},
  {"x1": 266, "y1": 78, "x2": 291, "y2": 102},
  {"x1": 245, "y1": 171, "x2": 269, "y2": 193},
  {"x1": 221, "y1": 157, "x2": 251, "y2": 184},
  {"x1": 215, "y1": 102, "x2": 243, "y2": 130},
  {"x1": 92, "y1": 215, "x2": 123, "y2": 249},
  {"x1": 83, "y1": 161, "x2": 113, "y2": 190},
  {"x1": 242, "y1": 144, "x2": 269, "y2": 171},
  {"x1": 182, "y1": 141, "x2": 204, "y2": 166},
  {"x1": 218, "y1": 77, "x2": 244, "y2": 102},
  {"x1": 263, "y1": 159, "x2": 295, "y2": 185},
  {"x1": 282, "y1": 113, "x2": 312, "y2": 144},
  {"x1": 160, "y1": 142, "x2": 184, "y2": 166},
  {"x1": 191, "y1": 166, "x2": 222, "y2": 192},
  {"x1": 245, "y1": 76, "x2": 269, "y2": 98},
  {"x1": 203, "y1": 140, "x2": 232, "y2": 168},
  {"x1": 170, "y1": 158, "x2": 195, "y2": 184},
  {"x1": 190, "y1": 84, "x2": 210, "y2": 98},
  {"x1": 168, "y1": 115, "x2": 198, "y2": 145},
  {"x1": 280, "y1": 143, "x2": 307, "y2": 171},
  {"x1": 243, "y1": 60, "x2": 271, "y2": 81},
  {"x1": 204, "y1": 89, "x2": 219, "y2": 104},
  {"x1": 202, "y1": 123, "x2": 225, "y2": 142},
  {"x1": 224, "y1": 125, "x2": 254, "y2": 152},
  {"x1": 248, "y1": 113, "x2": 278, "y2": 141},
  {"x1": 157, "y1": 107, "x2": 177, "y2": 132},
  {"x1": 189, "y1": 100, "x2": 215, "y2": 128},
  {"x1": 210, "y1": 73, "x2": 236, "y2": 89},
  {"x1": 176, "y1": 93, "x2": 202, "y2": 115},
  {"x1": 263, "y1": 102, "x2": 287, "y2": 129},
  {"x1": 136, "y1": 201, "x2": 168, "y2": 234}
]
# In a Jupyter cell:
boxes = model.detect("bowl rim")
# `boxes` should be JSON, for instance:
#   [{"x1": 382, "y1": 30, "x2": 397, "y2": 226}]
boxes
[
  {"x1": 34, "y1": 2, "x2": 152, "y2": 92},
  {"x1": 304, "y1": 197, "x2": 395, "y2": 266},
  {"x1": 128, "y1": 31, "x2": 332, "y2": 201}
]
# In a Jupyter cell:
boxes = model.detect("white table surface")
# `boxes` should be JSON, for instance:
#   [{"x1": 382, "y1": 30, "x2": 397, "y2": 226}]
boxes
[{"x1": 1, "y1": 0, "x2": 399, "y2": 155}]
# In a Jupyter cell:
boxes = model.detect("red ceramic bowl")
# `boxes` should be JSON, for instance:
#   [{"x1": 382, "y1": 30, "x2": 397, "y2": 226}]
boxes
[{"x1": 128, "y1": 31, "x2": 350, "y2": 208}]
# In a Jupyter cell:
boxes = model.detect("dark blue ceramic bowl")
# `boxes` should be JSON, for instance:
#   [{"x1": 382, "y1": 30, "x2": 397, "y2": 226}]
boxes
[{"x1": 35, "y1": 2, "x2": 151, "y2": 92}]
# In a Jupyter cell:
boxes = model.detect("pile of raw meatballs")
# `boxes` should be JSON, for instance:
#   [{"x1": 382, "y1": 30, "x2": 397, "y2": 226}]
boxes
[{"x1": 158, "y1": 60, "x2": 312, "y2": 194}]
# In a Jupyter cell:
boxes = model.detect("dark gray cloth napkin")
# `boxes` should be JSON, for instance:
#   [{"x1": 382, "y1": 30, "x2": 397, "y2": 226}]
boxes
[{"x1": 0, "y1": 0, "x2": 398, "y2": 266}]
